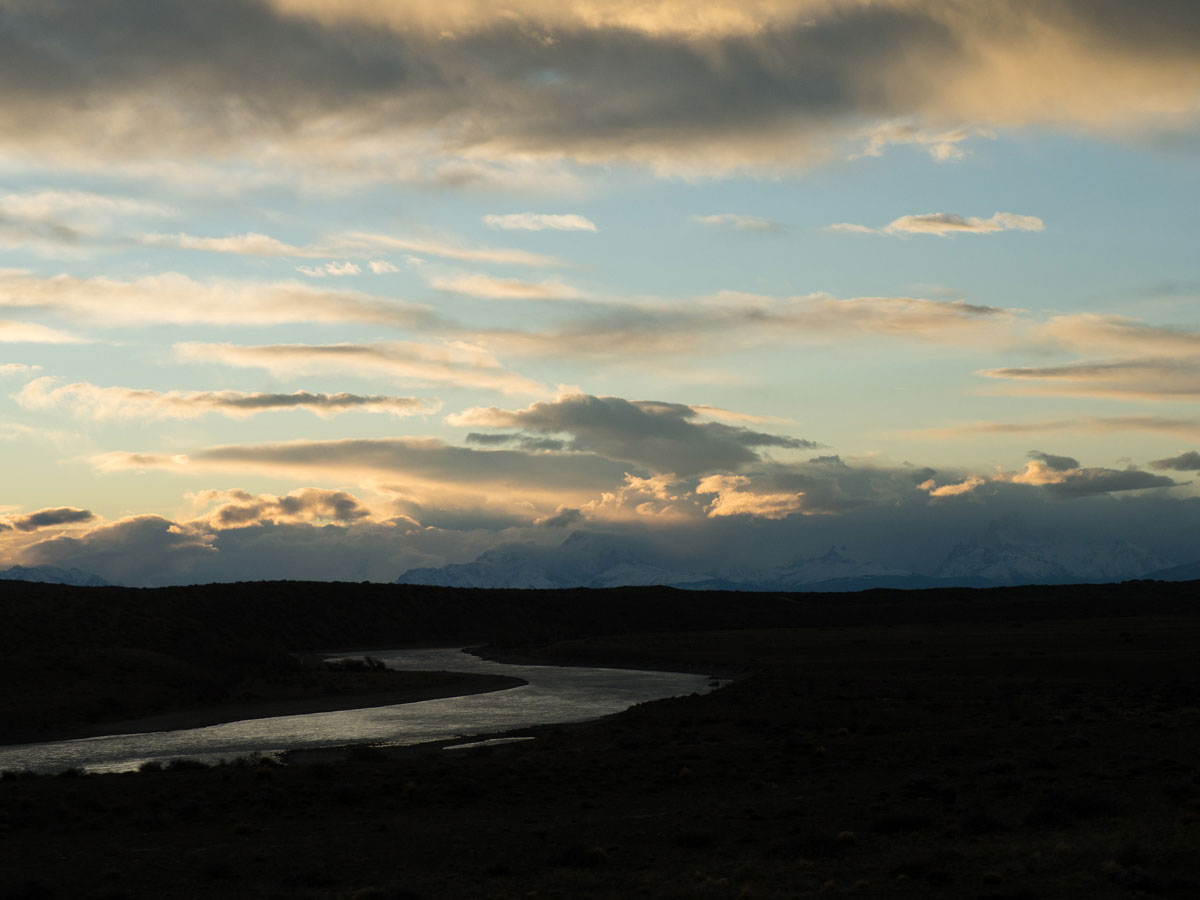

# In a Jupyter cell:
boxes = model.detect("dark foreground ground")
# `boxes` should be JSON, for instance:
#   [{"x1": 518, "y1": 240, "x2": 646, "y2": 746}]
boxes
[{"x1": 2, "y1": 580, "x2": 1200, "y2": 898}]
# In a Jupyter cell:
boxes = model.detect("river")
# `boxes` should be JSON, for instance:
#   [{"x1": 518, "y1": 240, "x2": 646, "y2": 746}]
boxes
[{"x1": 0, "y1": 648, "x2": 718, "y2": 774}]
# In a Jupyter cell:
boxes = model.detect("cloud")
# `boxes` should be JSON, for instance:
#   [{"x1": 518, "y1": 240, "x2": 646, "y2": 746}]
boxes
[
  {"x1": 0, "y1": 270, "x2": 435, "y2": 329},
  {"x1": 695, "y1": 474, "x2": 804, "y2": 519},
  {"x1": 694, "y1": 213, "x2": 782, "y2": 232},
  {"x1": 144, "y1": 229, "x2": 560, "y2": 267},
  {"x1": 1027, "y1": 450, "x2": 1081, "y2": 472},
  {"x1": 829, "y1": 211, "x2": 1044, "y2": 236},
  {"x1": 190, "y1": 488, "x2": 374, "y2": 529},
  {"x1": 448, "y1": 393, "x2": 817, "y2": 475},
  {"x1": 90, "y1": 437, "x2": 634, "y2": 510},
  {"x1": 916, "y1": 415, "x2": 1200, "y2": 442},
  {"x1": 689, "y1": 405, "x2": 788, "y2": 425},
  {"x1": 326, "y1": 232, "x2": 563, "y2": 267},
  {"x1": 535, "y1": 506, "x2": 584, "y2": 528},
  {"x1": 14, "y1": 377, "x2": 440, "y2": 421},
  {"x1": 1150, "y1": 451, "x2": 1200, "y2": 472},
  {"x1": 973, "y1": 314, "x2": 1200, "y2": 402},
  {"x1": 1039, "y1": 314, "x2": 1200, "y2": 357},
  {"x1": 483, "y1": 213, "x2": 597, "y2": 232},
  {"x1": 465, "y1": 433, "x2": 567, "y2": 452},
  {"x1": 1007, "y1": 460, "x2": 1180, "y2": 498},
  {"x1": 20, "y1": 515, "x2": 217, "y2": 584},
  {"x1": 296, "y1": 261, "x2": 361, "y2": 277},
  {"x1": 980, "y1": 358, "x2": 1200, "y2": 401},
  {"x1": 920, "y1": 474, "x2": 987, "y2": 498},
  {"x1": 0, "y1": 320, "x2": 86, "y2": 343},
  {"x1": 2, "y1": 1, "x2": 1197, "y2": 177},
  {"x1": 5, "y1": 497, "x2": 512, "y2": 585},
  {"x1": 143, "y1": 231, "x2": 299, "y2": 256},
  {"x1": 431, "y1": 274, "x2": 583, "y2": 300},
  {"x1": 175, "y1": 341, "x2": 544, "y2": 395},
  {"x1": 0, "y1": 189, "x2": 171, "y2": 222},
  {"x1": 0, "y1": 189, "x2": 173, "y2": 251},
  {"x1": 484, "y1": 292, "x2": 1015, "y2": 361},
  {"x1": 0, "y1": 506, "x2": 95, "y2": 533},
  {"x1": 579, "y1": 473, "x2": 695, "y2": 522},
  {"x1": 853, "y1": 120, "x2": 996, "y2": 162},
  {"x1": 915, "y1": 456, "x2": 1180, "y2": 501},
  {"x1": 0, "y1": 363, "x2": 40, "y2": 375},
  {"x1": 19, "y1": 445, "x2": 1200, "y2": 585},
  {"x1": 368, "y1": 260, "x2": 399, "y2": 274}
]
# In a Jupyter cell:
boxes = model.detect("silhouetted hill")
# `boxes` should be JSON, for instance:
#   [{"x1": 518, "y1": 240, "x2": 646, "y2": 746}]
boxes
[{"x1": 4, "y1": 576, "x2": 1200, "y2": 740}]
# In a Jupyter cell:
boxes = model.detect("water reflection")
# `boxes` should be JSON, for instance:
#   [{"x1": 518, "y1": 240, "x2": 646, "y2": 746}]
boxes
[{"x1": 0, "y1": 648, "x2": 715, "y2": 774}]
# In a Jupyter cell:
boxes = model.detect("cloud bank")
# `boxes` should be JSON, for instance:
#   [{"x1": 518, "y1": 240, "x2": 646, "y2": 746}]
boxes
[
  {"x1": 15, "y1": 378, "x2": 441, "y2": 420},
  {"x1": 2, "y1": 1, "x2": 1197, "y2": 176},
  {"x1": 830, "y1": 211, "x2": 1044, "y2": 236},
  {"x1": 447, "y1": 393, "x2": 817, "y2": 475}
]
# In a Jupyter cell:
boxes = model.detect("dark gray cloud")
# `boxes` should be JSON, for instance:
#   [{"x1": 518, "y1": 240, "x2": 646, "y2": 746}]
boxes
[
  {"x1": 0, "y1": 506, "x2": 95, "y2": 532},
  {"x1": 205, "y1": 488, "x2": 371, "y2": 528},
  {"x1": 452, "y1": 394, "x2": 816, "y2": 475},
  {"x1": 1038, "y1": 468, "x2": 1180, "y2": 499},
  {"x1": 1150, "y1": 451, "x2": 1200, "y2": 472},
  {"x1": 537, "y1": 507, "x2": 583, "y2": 529},
  {"x1": 22, "y1": 515, "x2": 215, "y2": 585},
  {"x1": 486, "y1": 295, "x2": 1010, "y2": 362},
  {"x1": 981, "y1": 357, "x2": 1200, "y2": 400},
  {"x1": 211, "y1": 392, "x2": 427, "y2": 414},
  {"x1": 465, "y1": 432, "x2": 567, "y2": 452},
  {"x1": 386, "y1": 501, "x2": 530, "y2": 533},
  {"x1": 1028, "y1": 450, "x2": 1081, "y2": 472},
  {"x1": 2, "y1": 1, "x2": 1197, "y2": 172}
]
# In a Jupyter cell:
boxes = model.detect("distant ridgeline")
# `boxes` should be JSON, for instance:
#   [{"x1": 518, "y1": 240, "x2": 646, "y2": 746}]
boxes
[
  {"x1": 0, "y1": 565, "x2": 109, "y2": 587},
  {"x1": 4, "y1": 579, "x2": 1200, "y2": 663},
  {"x1": 396, "y1": 529, "x2": 1185, "y2": 592}
]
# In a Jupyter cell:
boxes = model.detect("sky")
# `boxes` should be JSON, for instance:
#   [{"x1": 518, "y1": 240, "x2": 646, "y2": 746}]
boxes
[{"x1": 2, "y1": 0, "x2": 1200, "y2": 586}]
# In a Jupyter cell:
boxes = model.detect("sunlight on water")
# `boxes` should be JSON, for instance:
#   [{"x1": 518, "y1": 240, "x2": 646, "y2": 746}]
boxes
[{"x1": 0, "y1": 648, "x2": 717, "y2": 773}]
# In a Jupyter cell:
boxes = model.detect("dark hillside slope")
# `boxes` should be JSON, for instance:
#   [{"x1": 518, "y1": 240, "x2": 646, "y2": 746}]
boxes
[{"x1": 3, "y1": 578, "x2": 1199, "y2": 740}]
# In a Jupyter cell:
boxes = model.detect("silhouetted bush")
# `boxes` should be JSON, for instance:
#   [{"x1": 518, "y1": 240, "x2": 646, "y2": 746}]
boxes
[{"x1": 164, "y1": 758, "x2": 208, "y2": 771}]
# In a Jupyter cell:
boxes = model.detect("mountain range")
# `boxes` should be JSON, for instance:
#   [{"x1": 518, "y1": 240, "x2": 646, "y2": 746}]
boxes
[
  {"x1": 398, "y1": 522, "x2": 1186, "y2": 591},
  {"x1": 0, "y1": 565, "x2": 110, "y2": 587}
]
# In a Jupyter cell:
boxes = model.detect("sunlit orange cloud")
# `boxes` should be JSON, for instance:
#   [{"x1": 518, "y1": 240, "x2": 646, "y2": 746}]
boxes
[
  {"x1": 174, "y1": 341, "x2": 545, "y2": 396},
  {"x1": 0, "y1": 270, "x2": 434, "y2": 328},
  {"x1": 917, "y1": 475, "x2": 986, "y2": 498},
  {"x1": 579, "y1": 474, "x2": 697, "y2": 523},
  {"x1": 828, "y1": 211, "x2": 1044, "y2": 236},
  {"x1": 1039, "y1": 314, "x2": 1200, "y2": 357},
  {"x1": 696, "y1": 474, "x2": 805, "y2": 519},
  {"x1": 267, "y1": 0, "x2": 838, "y2": 38},
  {"x1": 431, "y1": 274, "x2": 584, "y2": 300},
  {"x1": 143, "y1": 229, "x2": 562, "y2": 267},
  {"x1": 89, "y1": 437, "x2": 633, "y2": 513},
  {"x1": 0, "y1": 320, "x2": 87, "y2": 344},
  {"x1": 689, "y1": 405, "x2": 791, "y2": 425}
]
